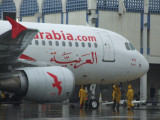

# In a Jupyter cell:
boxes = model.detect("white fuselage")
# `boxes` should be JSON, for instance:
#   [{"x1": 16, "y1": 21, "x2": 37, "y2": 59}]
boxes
[{"x1": 0, "y1": 21, "x2": 149, "y2": 85}]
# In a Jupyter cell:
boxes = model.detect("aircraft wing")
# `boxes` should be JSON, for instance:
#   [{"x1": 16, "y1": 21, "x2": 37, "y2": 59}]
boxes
[{"x1": 0, "y1": 17, "x2": 38, "y2": 65}]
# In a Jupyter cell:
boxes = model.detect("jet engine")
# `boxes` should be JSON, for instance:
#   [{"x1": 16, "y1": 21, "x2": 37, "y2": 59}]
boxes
[{"x1": 0, "y1": 66, "x2": 75, "y2": 103}]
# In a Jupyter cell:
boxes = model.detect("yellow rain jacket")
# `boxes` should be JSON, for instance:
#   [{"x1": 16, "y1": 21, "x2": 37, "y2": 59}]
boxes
[
  {"x1": 127, "y1": 85, "x2": 134, "y2": 100},
  {"x1": 127, "y1": 84, "x2": 134, "y2": 109},
  {"x1": 79, "y1": 86, "x2": 87, "y2": 105},
  {"x1": 112, "y1": 85, "x2": 116, "y2": 101},
  {"x1": 1, "y1": 92, "x2": 5, "y2": 99},
  {"x1": 115, "y1": 85, "x2": 121, "y2": 103}
]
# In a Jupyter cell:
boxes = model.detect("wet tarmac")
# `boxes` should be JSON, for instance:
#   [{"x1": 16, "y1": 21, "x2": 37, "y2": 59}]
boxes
[{"x1": 0, "y1": 103, "x2": 160, "y2": 120}]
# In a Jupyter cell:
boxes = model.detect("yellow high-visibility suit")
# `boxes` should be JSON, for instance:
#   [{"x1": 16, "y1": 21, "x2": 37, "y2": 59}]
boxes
[
  {"x1": 112, "y1": 85, "x2": 116, "y2": 101},
  {"x1": 112, "y1": 84, "x2": 121, "y2": 110},
  {"x1": 79, "y1": 86, "x2": 87, "y2": 108},
  {"x1": 127, "y1": 85, "x2": 134, "y2": 109},
  {"x1": 1, "y1": 92, "x2": 5, "y2": 99},
  {"x1": 115, "y1": 85, "x2": 121, "y2": 104}
]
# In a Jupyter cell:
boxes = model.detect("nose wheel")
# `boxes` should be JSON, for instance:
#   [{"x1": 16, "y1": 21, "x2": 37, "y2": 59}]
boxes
[{"x1": 90, "y1": 99, "x2": 99, "y2": 109}]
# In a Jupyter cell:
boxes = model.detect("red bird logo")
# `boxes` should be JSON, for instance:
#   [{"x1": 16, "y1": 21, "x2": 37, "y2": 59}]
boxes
[{"x1": 47, "y1": 72, "x2": 62, "y2": 96}]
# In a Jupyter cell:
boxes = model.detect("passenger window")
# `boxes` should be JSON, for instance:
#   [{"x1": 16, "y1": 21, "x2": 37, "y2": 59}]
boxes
[
  {"x1": 75, "y1": 42, "x2": 79, "y2": 47},
  {"x1": 82, "y1": 42, "x2": 85, "y2": 47},
  {"x1": 129, "y1": 43, "x2": 135, "y2": 50},
  {"x1": 35, "y1": 40, "x2": 39, "y2": 45},
  {"x1": 49, "y1": 41, "x2": 52, "y2": 46},
  {"x1": 42, "y1": 40, "x2": 45, "y2": 46},
  {"x1": 88, "y1": 43, "x2": 91, "y2": 48},
  {"x1": 94, "y1": 43, "x2": 98, "y2": 48},
  {"x1": 69, "y1": 42, "x2": 72, "y2": 47},
  {"x1": 125, "y1": 43, "x2": 130, "y2": 50},
  {"x1": 56, "y1": 41, "x2": 59, "y2": 46},
  {"x1": 62, "y1": 41, "x2": 66, "y2": 46}
]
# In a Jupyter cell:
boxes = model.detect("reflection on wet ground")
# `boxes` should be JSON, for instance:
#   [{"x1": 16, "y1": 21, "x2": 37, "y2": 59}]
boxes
[{"x1": 0, "y1": 103, "x2": 160, "y2": 120}]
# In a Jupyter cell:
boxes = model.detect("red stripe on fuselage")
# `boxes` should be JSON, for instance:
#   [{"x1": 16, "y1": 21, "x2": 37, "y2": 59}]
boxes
[{"x1": 19, "y1": 54, "x2": 36, "y2": 61}]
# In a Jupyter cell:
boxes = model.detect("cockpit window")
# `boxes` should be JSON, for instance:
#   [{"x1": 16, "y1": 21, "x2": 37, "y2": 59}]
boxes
[
  {"x1": 125, "y1": 43, "x2": 130, "y2": 50},
  {"x1": 129, "y1": 43, "x2": 135, "y2": 50}
]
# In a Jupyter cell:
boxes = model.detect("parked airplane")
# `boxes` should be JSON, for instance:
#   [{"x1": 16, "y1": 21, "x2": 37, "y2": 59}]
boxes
[{"x1": 0, "y1": 17, "x2": 149, "y2": 107}]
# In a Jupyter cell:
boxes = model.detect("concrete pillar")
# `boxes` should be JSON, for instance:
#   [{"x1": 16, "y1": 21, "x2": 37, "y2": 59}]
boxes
[
  {"x1": 140, "y1": 74, "x2": 147, "y2": 102},
  {"x1": 118, "y1": 0, "x2": 126, "y2": 15},
  {"x1": 36, "y1": 0, "x2": 45, "y2": 23},
  {"x1": 61, "y1": 0, "x2": 67, "y2": 24},
  {"x1": 87, "y1": 0, "x2": 97, "y2": 27},
  {"x1": 13, "y1": 0, "x2": 23, "y2": 21},
  {"x1": 140, "y1": 0, "x2": 149, "y2": 102},
  {"x1": 0, "y1": 0, "x2": 3, "y2": 5},
  {"x1": 143, "y1": 0, "x2": 149, "y2": 56}
]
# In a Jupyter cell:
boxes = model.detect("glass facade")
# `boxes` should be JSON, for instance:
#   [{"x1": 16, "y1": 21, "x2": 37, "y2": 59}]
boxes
[
  {"x1": 97, "y1": 0, "x2": 119, "y2": 11},
  {"x1": 124, "y1": 0, "x2": 144, "y2": 13},
  {"x1": 0, "y1": 0, "x2": 160, "y2": 19},
  {"x1": 42, "y1": 0, "x2": 62, "y2": 15},
  {"x1": 20, "y1": 0, "x2": 39, "y2": 17},
  {"x1": 149, "y1": 0, "x2": 160, "y2": 14},
  {"x1": 0, "y1": 0, "x2": 16, "y2": 19},
  {"x1": 66, "y1": 0, "x2": 87, "y2": 12}
]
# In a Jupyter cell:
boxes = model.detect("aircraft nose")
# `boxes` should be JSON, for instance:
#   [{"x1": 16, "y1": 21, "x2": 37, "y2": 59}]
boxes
[{"x1": 139, "y1": 55, "x2": 149, "y2": 75}]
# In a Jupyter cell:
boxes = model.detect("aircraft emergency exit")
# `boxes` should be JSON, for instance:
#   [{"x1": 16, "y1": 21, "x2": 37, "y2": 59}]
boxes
[{"x1": 0, "y1": 17, "x2": 149, "y2": 104}]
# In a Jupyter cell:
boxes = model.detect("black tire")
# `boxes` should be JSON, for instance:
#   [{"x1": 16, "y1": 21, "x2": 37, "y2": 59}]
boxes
[
  {"x1": 90, "y1": 99, "x2": 99, "y2": 109},
  {"x1": 123, "y1": 101, "x2": 127, "y2": 108}
]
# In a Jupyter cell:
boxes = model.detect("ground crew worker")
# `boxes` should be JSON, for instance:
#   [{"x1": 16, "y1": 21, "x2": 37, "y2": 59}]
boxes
[
  {"x1": 1, "y1": 91, "x2": 5, "y2": 102},
  {"x1": 79, "y1": 85, "x2": 87, "y2": 108},
  {"x1": 112, "y1": 84, "x2": 116, "y2": 109},
  {"x1": 115, "y1": 84, "x2": 121, "y2": 110},
  {"x1": 127, "y1": 84, "x2": 134, "y2": 110},
  {"x1": 1, "y1": 92, "x2": 5, "y2": 99}
]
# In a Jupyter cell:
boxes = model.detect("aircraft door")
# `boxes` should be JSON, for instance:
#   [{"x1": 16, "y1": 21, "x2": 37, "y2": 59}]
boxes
[{"x1": 99, "y1": 32, "x2": 115, "y2": 62}]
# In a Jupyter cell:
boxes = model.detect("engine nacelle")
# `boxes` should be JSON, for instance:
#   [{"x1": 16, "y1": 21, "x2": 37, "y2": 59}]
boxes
[
  {"x1": 22, "y1": 66, "x2": 75, "y2": 103},
  {"x1": 0, "y1": 66, "x2": 75, "y2": 103}
]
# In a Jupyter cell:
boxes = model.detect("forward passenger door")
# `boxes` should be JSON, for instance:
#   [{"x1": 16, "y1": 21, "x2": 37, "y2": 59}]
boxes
[{"x1": 99, "y1": 32, "x2": 115, "y2": 62}]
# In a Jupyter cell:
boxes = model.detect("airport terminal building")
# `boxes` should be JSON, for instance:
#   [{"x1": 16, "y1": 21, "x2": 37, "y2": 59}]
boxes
[{"x1": 0, "y1": 0, "x2": 160, "y2": 103}]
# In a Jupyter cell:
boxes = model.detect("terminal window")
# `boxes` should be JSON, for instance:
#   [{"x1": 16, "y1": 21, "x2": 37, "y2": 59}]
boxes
[
  {"x1": 66, "y1": 0, "x2": 87, "y2": 12},
  {"x1": 97, "y1": 0, "x2": 118, "y2": 11},
  {"x1": 42, "y1": 0, "x2": 62, "y2": 15},
  {"x1": 20, "y1": 0, "x2": 39, "y2": 17},
  {"x1": 149, "y1": 0, "x2": 160, "y2": 14},
  {"x1": 0, "y1": 0, "x2": 16, "y2": 19}
]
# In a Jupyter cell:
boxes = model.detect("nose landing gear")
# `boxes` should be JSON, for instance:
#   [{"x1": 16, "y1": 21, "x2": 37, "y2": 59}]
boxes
[{"x1": 85, "y1": 84, "x2": 99, "y2": 109}]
